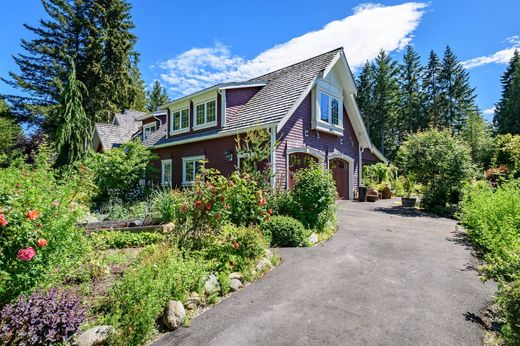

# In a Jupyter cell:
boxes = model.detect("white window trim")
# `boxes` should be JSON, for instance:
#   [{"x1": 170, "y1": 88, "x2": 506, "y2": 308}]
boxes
[
  {"x1": 182, "y1": 155, "x2": 205, "y2": 186},
  {"x1": 143, "y1": 123, "x2": 157, "y2": 140},
  {"x1": 312, "y1": 82, "x2": 344, "y2": 136},
  {"x1": 161, "y1": 159, "x2": 172, "y2": 186},
  {"x1": 236, "y1": 153, "x2": 251, "y2": 172},
  {"x1": 193, "y1": 99, "x2": 217, "y2": 129},
  {"x1": 170, "y1": 107, "x2": 190, "y2": 135}
]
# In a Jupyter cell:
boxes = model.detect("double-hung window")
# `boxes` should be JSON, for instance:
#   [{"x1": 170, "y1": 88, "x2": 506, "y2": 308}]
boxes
[
  {"x1": 319, "y1": 91, "x2": 341, "y2": 126},
  {"x1": 161, "y1": 159, "x2": 172, "y2": 186},
  {"x1": 171, "y1": 107, "x2": 189, "y2": 134},
  {"x1": 143, "y1": 123, "x2": 156, "y2": 140},
  {"x1": 194, "y1": 99, "x2": 217, "y2": 128},
  {"x1": 182, "y1": 155, "x2": 205, "y2": 185}
]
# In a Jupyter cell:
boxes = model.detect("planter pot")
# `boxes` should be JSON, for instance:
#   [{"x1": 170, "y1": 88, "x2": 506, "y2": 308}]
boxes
[
  {"x1": 358, "y1": 186, "x2": 368, "y2": 202},
  {"x1": 382, "y1": 186, "x2": 392, "y2": 199},
  {"x1": 401, "y1": 197, "x2": 417, "y2": 208}
]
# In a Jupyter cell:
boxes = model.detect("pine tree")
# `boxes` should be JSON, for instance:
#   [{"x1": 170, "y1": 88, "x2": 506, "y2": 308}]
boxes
[
  {"x1": 146, "y1": 80, "x2": 170, "y2": 112},
  {"x1": 130, "y1": 55, "x2": 148, "y2": 112},
  {"x1": 422, "y1": 50, "x2": 443, "y2": 128},
  {"x1": 55, "y1": 61, "x2": 92, "y2": 166},
  {"x1": 439, "y1": 46, "x2": 477, "y2": 131},
  {"x1": 399, "y1": 45, "x2": 423, "y2": 134},
  {"x1": 372, "y1": 50, "x2": 401, "y2": 157},
  {"x1": 494, "y1": 50, "x2": 520, "y2": 134}
]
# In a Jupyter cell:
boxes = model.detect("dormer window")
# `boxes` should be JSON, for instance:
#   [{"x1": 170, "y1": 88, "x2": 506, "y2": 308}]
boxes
[
  {"x1": 194, "y1": 99, "x2": 217, "y2": 129},
  {"x1": 171, "y1": 107, "x2": 189, "y2": 134},
  {"x1": 312, "y1": 79, "x2": 344, "y2": 136},
  {"x1": 143, "y1": 123, "x2": 156, "y2": 140}
]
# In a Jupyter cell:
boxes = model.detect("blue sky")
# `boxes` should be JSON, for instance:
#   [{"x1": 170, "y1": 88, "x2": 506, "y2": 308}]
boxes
[{"x1": 1, "y1": 1, "x2": 519, "y2": 120}]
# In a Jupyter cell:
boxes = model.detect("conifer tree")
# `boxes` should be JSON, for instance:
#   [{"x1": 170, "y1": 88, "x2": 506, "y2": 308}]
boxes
[
  {"x1": 494, "y1": 50, "x2": 520, "y2": 134},
  {"x1": 461, "y1": 111, "x2": 495, "y2": 168},
  {"x1": 399, "y1": 45, "x2": 423, "y2": 134},
  {"x1": 55, "y1": 61, "x2": 91, "y2": 166},
  {"x1": 422, "y1": 50, "x2": 443, "y2": 128},
  {"x1": 146, "y1": 80, "x2": 170, "y2": 112}
]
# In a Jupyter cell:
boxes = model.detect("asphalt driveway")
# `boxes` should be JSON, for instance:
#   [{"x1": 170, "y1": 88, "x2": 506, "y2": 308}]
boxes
[{"x1": 153, "y1": 199, "x2": 496, "y2": 346}]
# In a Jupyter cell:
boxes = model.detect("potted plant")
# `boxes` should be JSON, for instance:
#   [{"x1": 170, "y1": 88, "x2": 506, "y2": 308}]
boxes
[{"x1": 401, "y1": 174, "x2": 417, "y2": 208}]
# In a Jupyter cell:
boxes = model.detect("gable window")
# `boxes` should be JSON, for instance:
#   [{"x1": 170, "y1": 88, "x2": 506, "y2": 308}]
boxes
[
  {"x1": 171, "y1": 107, "x2": 189, "y2": 134},
  {"x1": 161, "y1": 159, "x2": 172, "y2": 186},
  {"x1": 194, "y1": 99, "x2": 217, "y2": 128},
  {"x1": 319, "y1": 92, "x2": 341, "y2": 126},
  {"x1": 143, "y1": 123, "x2": 156, "y2": 140},
  {"x1": 182, "y1": 155, "x2": 205, "y2": 185},
  {"x1": 312, "y1": 83, "x2": 344, "y2": 136}
]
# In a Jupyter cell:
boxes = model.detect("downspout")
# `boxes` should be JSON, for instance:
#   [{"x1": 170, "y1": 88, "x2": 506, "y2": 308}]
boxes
[
  {"x1": 270, "y1": 125, "x2": 277, "y2": 189},
  {"x1": 359, "y1": 147, "x2": 364, "y2": 187},
  {"x1": 218, "y1": 89, "x2": 226, "y2": 127}
]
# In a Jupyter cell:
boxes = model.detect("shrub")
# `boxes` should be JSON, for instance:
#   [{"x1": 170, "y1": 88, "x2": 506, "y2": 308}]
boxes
[
  {"x1": 90, "y1": 231, "x2": 166, "y2": 250},
  {"x1": 268, "y1": 190, "x2": 295, "y2": 217},
  {"x1": 396, "y1": 129, "x2": 474, "y2": 213},
  {"x1": 261, "y1": 216, "x2": 306, "y2": 247},
  {"x1": 0, "y1": 149, "x2": 92, "y2": 304},
  {"x1": 150, "y1": 188, "x2": 186, "y2": 223},
  {"x1": 292, "y1": 162, "x2": 337, "y2": 231},
  {"x1": 0, "y1": 288, "x2": 85, "y2": 345},
  {"x1": 499, "y1": 279, "x2": 520, "y2": 345},
  {"x1": 493, "y1": 134, "x2": 520, "y2": 177}
]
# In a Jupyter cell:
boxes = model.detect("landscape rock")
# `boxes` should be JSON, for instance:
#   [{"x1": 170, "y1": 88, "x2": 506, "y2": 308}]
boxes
[
  {"x1": 186, "y1": 292, "x2": 202, "y2": 310},
  {"x1": 264, "y1": 249, "x2": 273, "y2": 260},
  {"x1": 308, "y1": 233, "x2": 319, "y2": 244},
  {"x1": 230, "y1": 278, "x2": 243, "y2": 292},
  {"x1": 256, "y1": 258, "x2": 273, "y2": 273},
  {"x1": 76, "y1": 325, "x2": 114, "y2": 346},
  {"x1": 204, "y1": 274, "x2": 220, "y2": 295},
  {"x1": 162, "y1": 222, "x2": 175, "y2": 233},
  {"x1": 162, "y1": 300, "x2": 185, "y2": 330},
  {"x1": 229, "y1": 272, "x2": 242, "y2": 280}
]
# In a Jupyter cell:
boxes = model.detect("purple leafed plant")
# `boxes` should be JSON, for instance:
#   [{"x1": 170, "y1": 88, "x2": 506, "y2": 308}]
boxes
[{"x1": 0, "y1": 288, "x2": 86, "y2": 345}]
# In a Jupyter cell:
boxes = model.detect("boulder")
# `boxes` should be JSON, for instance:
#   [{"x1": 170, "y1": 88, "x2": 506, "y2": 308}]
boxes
[
  {"x1": 264, "y1": 249, "x2": 273, "y2": 260},
  {"x1": 204, "y1": 274, "x2": 220, "y2": 295},
  {"x1": 230, "y1": 278, "x2": 243, "y2": 292},
  {"x1": 162, "y1": 222, "x2": 175, "y2": 233},
  {"x1": 229, "y1": 272, "x2": 242, "y2": 280},
  {"x1": 162, "y1": 300, "x2": 185, "y2": 330},
  {"x1": 186, "y1": 292, "x2": 202, "y2": 310},
  {"x1": 256, "y1": 258, "x2": 273, "y2": 273},
  {"x1": 308, "y1": 233, "x2": 319, "y2": 244},
  {"x1": 76, "y1": 325, "x2": 114, "y2": 346}
]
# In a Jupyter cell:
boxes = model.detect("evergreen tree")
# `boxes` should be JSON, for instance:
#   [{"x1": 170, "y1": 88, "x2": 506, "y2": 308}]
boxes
[
  {"x1": 460, "y1": 111, "x2": 495, "y2": 168},
  {"x1": 494, "y1": 50, "x2": 520, "y2": 134},
  {"x1": 422, "y1": 50, "x2": 443, "y2": 128},
  {"x1": 130, "y1": 56, "x2": 148, "y2": 112},
  {"x1": 439, "y1": 46, "x2": 477, "y2": 131},
  {"x1": 399, "y1": 45, "x2": 424, "y2": 134},
  {"x1": 55, "y1": 61, "x2": 91, "y2": 166},
  {"x1": 146, "y1": 80, "x2": 170, "y2": 112},
  {"x1": 0, "y1": 98, "x2": 22, "y2": 162},
  {"x1": 372, "y1": 50, "x2": 401, "y2": 157}
]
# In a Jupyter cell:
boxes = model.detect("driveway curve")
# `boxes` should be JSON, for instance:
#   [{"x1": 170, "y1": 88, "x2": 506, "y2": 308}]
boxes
[{"x1": 153, "y1": 199, "x2": 496, "y2": 346}]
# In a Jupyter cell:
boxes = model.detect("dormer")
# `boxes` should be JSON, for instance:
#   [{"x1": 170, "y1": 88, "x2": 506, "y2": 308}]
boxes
[{"x1": 311, "y1": 69, "x2": 344, "y2": 136}]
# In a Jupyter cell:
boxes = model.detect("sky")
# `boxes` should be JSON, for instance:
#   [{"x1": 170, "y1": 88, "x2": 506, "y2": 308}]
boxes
[{"x1": 1, "y1": 1, "x2": 519, "y2": 121}]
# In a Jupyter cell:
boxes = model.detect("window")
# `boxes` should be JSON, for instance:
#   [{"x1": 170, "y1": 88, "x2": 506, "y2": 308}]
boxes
[
  {"x1": 319, "y1": 91, "x2": 341, "y2": 126},
  {"x1": 161, "y1": 159, "x2": 172, "y2": 186},
  {"x1": 182, "y1": 155, "x2": 205, "y2": 185},
  {"x1": 320, "y1": 93, "x2": 330, "y2": 122},
  {"x1": 194, "y1": 99, "x2": 217, "y2": 128},
  {"x1": 171, "y1": 107, "x2": 189, "y2": 134},
  {"x1": 143, "y1": 123, "x2": 156, "y2": 140}
]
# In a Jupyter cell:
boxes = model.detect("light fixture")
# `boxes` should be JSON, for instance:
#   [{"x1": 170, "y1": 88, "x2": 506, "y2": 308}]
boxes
[
  {"x1": 304, "y1": 130, "x2": 309, "y2": 137},
  {"x1": 224, "y1": 150, "x2": 233, "y2": 161}
]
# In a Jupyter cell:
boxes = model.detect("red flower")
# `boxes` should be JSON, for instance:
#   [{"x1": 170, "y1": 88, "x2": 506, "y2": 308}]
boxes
[
  {"x1": 37, "y1": 238, "x2": 48, "y2": 248},
  {"x1": 232, "y1": 240, "x2": 239, "y2": 250},
  {"x1": 180, "y1": 204, "x2": 188, "y2": 213},
  {"x1": 215, "y1": 213, "x2": 222, "y2": 219},
  {"x1": 194, "y1": 200, "x2": 203, "y2": 209},
  {"x1": 26, "y1": 210, "x2": 39, "y2": 220},
  {"x1": 0, "y1": 214, "x2": 7, "y2": 227},
  {"x1": 267, "y1": 208, "x2": 273, "y2": 216},
  {"x1": 206, "y1": 203, "x2": 212, "y2": 210},
  {"x1": 196, "y1": 190, "x2": 201, "y2": 196},
  {"x1": 258, "y1": 198, "x2": 267, "y2": 206},
  {"x1": 17, "y1": 247, "x2": 36, "y2": 261}
]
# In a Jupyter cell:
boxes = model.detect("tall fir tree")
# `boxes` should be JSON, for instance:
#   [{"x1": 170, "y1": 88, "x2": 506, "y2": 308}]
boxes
[
  {"x1": 146, "y1": 80, "x2": 170, "y2": 112},
  {"x1": 494, "y1": 50, "x2": 520, "y2": 134},
  {"x1": 438, "y1": 46, "x2": 477, "y2": 131},
  {"x1": 55, "y1": 61, "x2": 91, "y2": 166},
  {"x1": 422, "y1": 50, "x2": 443, "y2": 128},
  {"x1": 372, "y1": 50, "x2": 401, "y2": 157},
  {"x1": 399, "y1": 45, "x2": 424, "y2": 134}
]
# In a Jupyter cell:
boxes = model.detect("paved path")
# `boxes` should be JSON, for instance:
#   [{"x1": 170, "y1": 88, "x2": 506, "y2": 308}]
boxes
[{"x1": 153, "y1": 199, "x2": 496, "y2": 346}]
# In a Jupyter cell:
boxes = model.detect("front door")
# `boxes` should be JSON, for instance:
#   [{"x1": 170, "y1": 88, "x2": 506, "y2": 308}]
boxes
[{"x1": 330, "y1": 158, "x2": 349, "y2": 199}]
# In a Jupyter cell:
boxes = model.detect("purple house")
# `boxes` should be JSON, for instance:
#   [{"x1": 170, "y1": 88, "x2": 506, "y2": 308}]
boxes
[{"x1": 94, "y1": 48, "x2": 387, "y2": 199}]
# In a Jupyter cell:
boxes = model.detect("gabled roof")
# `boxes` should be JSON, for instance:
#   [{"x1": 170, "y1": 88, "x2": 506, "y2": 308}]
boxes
[{"x1": 93, "y1": 110, "x2": 145, "y2": 150}]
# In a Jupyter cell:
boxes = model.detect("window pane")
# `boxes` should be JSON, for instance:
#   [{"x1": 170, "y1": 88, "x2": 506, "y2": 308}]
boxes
[
  {"x1": 331, "y1": 98, "x2": 339, "y2": 125},
  {"x1": 181, "y1": 109, "x2": 189, "y2": 128},
  {"x1": 185, "y1": 161, "x2": 194, "y2": 182},
  {"x1": 206, "y1": 100, "x2": 216, "y2": 123},
  {"x1": 320, "y1": 93, "x2": 329, "y2": 122},
  {"x1": 173, "y1": 111, "x2": 180, "y2": 131},
  {"x1": 196, "y1": 104, "x2": 205, "y2": 125},
  {"x1": 163, "y1": 163, "x2": 171, "y2": 184}
]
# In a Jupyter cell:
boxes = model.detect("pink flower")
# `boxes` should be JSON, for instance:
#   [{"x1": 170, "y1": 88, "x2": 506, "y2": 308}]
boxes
[
  {"x1": 258, "y1": 198, "x2": 267, "y2": 207},
  {"x1": 26, "y1": 210, "x2": 39, "y2": 221},
  {"x1": 206, "y1": 203, "x2": 212, "y2": 211},
  {"x1": 37, "y1": 238, "x2": 48, "y2": 248},
  {"x1": 51, "y1": 201, "x2": 60, "y2": 207},
  {"x1": 0, "y1": 214, "x2": 7, "y2": 227},
  {"x1": 215, "y1": 213, "x2": 222, "y2": 219},
  {"x1": 267, "y1": 208, "x2": 273, "y2": 216},
  {"x1": 194, "y1": 200, "x2": 203, "y2": 209},
  {"x1": 17, "y1": 247, "x2": 36, "y2": 261}
]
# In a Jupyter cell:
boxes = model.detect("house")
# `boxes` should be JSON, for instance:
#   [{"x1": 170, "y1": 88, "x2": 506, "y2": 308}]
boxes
[
  {"x1": 92, "y1": 110, "x2": 147, "y2": 152},
  {"x1": 94, "y1": 48, "x2": 387, "y2": 199}
]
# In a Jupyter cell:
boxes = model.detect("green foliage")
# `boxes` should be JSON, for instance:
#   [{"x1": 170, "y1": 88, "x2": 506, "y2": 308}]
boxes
[
  {"x1": 150, "y1": 188, "x2": 186, "y2": 223},
  {"x1": 396, "y1": 129, "x2": 474, "y2": 213},
  {"x1": 499, "y1": 278, "x2": 520, "y2": 345},
  {"x1": 460, "y1": 111, "x2": 495, "y2": 169},
  {"x1": 493, "y1": 134, "x2": 520, "y2": 176},
  {"x1": 399, "y1": 45, "x2": 424, "y2": 133},
  {"x1": 292, "y1": 162, "x2": 337, "y2": 231},
  {"x1": 268, "y1": 190, "x2": 295, "y2": 218},
  {"x1": 86, "y1": 140, "x2": 157, "y2": 204},
  {"x1": 261, "y1": 216, "x2": 306, "y2": 247},
  {"x1": 362, "y1": 163, "x2": 393, "y2": 188},
  {"x1": 90, "y1": 231, "x2": 165, "y2": 250},
  {"x1": 146, "y1": 80, "x2": 170, "y2": 112},
  {"x1": 0, "y1": 148, "x2": 93, "y2": 304},
  {"x1": 494, "y1": 50, "x2": 520, "y2": 135}
]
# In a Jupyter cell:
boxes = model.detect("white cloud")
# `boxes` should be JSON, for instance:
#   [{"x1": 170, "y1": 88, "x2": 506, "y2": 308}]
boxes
[
  {"x1": 462, "y1": 36, "x2": 520, "y2": 69},
  {"x1": 482, "y1": 106, "x2": 495, "y2": 116},
  {"x1": 157, "y1": 2, "x2": 428, "y2": 97}
]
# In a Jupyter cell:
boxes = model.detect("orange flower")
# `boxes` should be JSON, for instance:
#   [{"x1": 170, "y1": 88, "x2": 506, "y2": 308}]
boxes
[
  {"x1": 267, "y1": 208, "x2": 273, "y2": 216},
  {"x1": 37, "y1": 238, "x2": 48, "y2": 248},
  {"x1": 258, "y1": 198, "x2": 267, "y2": 206},
  {"x1": 232, "y1": 239, "x2": 239, "y2": 250},
  {"x1": 26, "y1": 210, "x2": 39, "y2": 220}
]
